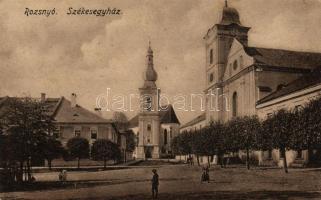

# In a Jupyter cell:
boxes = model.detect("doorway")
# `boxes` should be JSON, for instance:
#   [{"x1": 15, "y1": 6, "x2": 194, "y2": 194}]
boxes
[{"x1": 145, "y1": 146, "x2": 153, "y2": 159}]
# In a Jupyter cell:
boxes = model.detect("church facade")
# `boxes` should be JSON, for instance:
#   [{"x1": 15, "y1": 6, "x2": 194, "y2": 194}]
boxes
[
  {"x1": 181, "y1": 2, "x2": 321, "y2": 166},
  {"x1": 129, "y1": 45, "x2": 180, "y2": 159}
]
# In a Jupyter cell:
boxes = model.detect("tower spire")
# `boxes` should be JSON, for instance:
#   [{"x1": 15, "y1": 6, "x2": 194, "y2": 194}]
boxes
[{"x1": 143, "y1": 41, "x2": 157, "y2": 87}]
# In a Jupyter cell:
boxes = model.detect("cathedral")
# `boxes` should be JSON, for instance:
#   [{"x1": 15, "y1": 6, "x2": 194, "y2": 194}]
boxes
[
  {"x1": 203, "y1": 1, "x2": 321, "y2": 123},
  {"x1": 129, "y1": 44, "x2": 180, "y2": 159},
  {"x1": 182, "y1": 1, "x2": 321, "y2": 167}
]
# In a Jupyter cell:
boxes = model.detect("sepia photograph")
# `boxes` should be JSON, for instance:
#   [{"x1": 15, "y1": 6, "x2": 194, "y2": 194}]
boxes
[{"x1": 1, "y1": 0, "x2": 321, "y2": 199}]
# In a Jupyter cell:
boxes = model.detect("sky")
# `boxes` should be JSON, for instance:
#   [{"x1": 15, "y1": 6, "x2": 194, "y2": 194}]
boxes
[{"x1": 1, "y1": 0, "x2": 321, "y2": 124}]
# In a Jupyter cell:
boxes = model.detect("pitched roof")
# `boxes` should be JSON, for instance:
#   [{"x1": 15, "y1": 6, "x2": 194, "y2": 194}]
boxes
[
  {"x1": 53, "y1": 97, "x2": 112, "y2": 124},
  {"x1": 257, "y1": 70, "x2": 321, "y2": 105},
  {"x1": 180, "y1": 113, "x2": 206, "y2": 129},
  {"x1": 0, "y1": 96, "x2": 112, "y2": 124},
  {"x1": 159, "y1": 104, "x2": 180, "y2": 124},
  {"x1": 128, "y1": 104, "x2": 180, "y2": 128},
  {"x1": 244, "y1": 47, "x2": 321, "y2": 69},
  {"x1": 42, "y1": 97, "x2": 62, "y2": 116},
  {"x1": 128, "y1": 115, "x2": 138, "y2": 128}
]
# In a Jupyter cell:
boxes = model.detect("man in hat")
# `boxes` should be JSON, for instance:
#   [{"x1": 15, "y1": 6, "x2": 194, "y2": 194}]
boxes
[{"x1": 151, "y1": 169, "x2": 159, "y2": 199}]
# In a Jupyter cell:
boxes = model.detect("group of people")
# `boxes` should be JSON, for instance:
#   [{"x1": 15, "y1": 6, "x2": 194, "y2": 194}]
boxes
[
  {"x1": 150, "y1": 165, "x2": 210, "y2": 199},
  {"x1": 55, "y1": 166, "x2": 208, "y2": 199}
]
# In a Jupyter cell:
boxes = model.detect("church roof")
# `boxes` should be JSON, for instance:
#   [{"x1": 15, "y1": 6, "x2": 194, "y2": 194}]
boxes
[
  {"x1": 180, "y1": 113, "x2": 206, "y2": 129},
  {"x1": 245, "y1": 47, "x2": 321, "y2": 70},
  {"x1": 128, "y1": 104, "x2": 180, "y2": 128},
  {"x1": 257, "y1": 70, "x2": 321, "y2": 105},
  {"x1": 159, "y1": 104, "x2": 180, "y2": 124}
]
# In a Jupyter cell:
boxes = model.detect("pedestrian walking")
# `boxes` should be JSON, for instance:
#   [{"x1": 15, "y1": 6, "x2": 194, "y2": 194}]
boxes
[
  {"x1": 201, "y1": 166, "x2": 210, "y2": 183},
  {"x1": 62, "y1": 169, "x2": 67, "y2": 182},
  {"x1": 151, "y1": 169, "x2": 159, "y2": 199},
  {"x1": 58, "y1": 170, "x2": 63, "y2": 182}
]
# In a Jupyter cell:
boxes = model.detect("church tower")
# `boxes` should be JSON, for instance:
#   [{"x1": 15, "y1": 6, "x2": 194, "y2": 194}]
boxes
[
  {"x1": 204, "y1": 1, "x2": 250, "y2": 123},
  {"x1": 136, "y1": 43, "x2": 161, "y2": 159}
]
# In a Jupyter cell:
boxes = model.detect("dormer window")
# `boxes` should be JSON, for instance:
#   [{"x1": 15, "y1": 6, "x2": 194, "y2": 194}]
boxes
[{"x1": 209, "y1": 49, "x2": 213, "y2": 64}]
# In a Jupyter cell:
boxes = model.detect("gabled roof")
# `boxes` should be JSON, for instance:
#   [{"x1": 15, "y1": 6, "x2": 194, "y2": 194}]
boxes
[
  {"x1": 257, "y1": 70, "x2": 321, "y2": 105},
  {"x1": 180, "y1": 113, "x2": 206, "y2": 129},
  {"x1": 244, "y1": 47, "x2": 321, "y2": 69},
  {"x1": 128, "y1": 104, "x2": 180, "y2": 128},
  {"x1": 0, "y1": 96, "x2": 112, "y2": 124},
  {"x1": 53, "y1": 97, "x2": 112, "y2": 124}
]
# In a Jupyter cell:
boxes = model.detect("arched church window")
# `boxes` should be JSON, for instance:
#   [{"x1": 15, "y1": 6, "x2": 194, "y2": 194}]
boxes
[
  {"x1": 209, "y1": 73, "x2": 214, "y2": 82},
  {"x1": 232, "y1": 92, "x2": 238, "y2": 117},
  {"x1": 233, "y1": 60, "x2": 238, "y2": 70},
  {"x1": 164, "y1": 129, "x2": 168, "y2": 145},
  {"x1": 147, "y1": 124, "x2": 151, "y2": 131},
  {"x1": 210, "y1": 49, "x2": 213, "y2": 64}
]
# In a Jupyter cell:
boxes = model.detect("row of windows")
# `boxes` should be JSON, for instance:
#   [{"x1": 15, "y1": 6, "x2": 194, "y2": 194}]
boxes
[{"x1": 74, "y1": 129, "x2": 98, "y2": 140}]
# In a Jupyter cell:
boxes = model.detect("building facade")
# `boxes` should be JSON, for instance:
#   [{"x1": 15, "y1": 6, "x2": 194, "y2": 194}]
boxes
[
  {"x1": 0, "y1": 93, "x2": 121, "y2": 148},
  {"x1": 129, "y1": 45, "x2": 180, "y2": 159},
  {"x1": 181, "y1": 2, "x2": 321, "y2": 167}
]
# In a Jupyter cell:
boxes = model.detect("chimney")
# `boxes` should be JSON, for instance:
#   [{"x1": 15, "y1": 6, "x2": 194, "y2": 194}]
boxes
[
  {"x1": 41, "y1": 93, "x2": 46, "y2": 103},
  {"x1": 94, "y1": 107, "x2": 102, "y2": 116},
  {"x1": 71, "y1": 93, "x2": 77, "y2": 107}
]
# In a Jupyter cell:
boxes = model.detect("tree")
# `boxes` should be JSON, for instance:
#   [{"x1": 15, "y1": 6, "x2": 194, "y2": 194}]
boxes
[
  {"x1": 91, "y1": 139, "x2": 120, "y2": 169},
  {"x1": 171, "y1": 131, "x2": 194, "y2": 162},
  {"x1": 236, "y1": 116, "x2": 261, "y2": 170},
  {"x1": 113, "y1": 112, "x2": 129, "y2": 132},
  {"x1": 209, "y1": 121, "x2": 227, "y2": 168},
  {"x1": 67, "y1": 137, "x2": 90, "y2": 169},
  {"x1": 294, "y1": 96, "x2": 321, "y2": 164},
  {"x1": 1, "y1": 97, "x2": 53, "y2": 182},
  {"x1": 125, "y1": 130, "x2": 136, "y2": 153},
  {"x1": 262, "y1": 109, "x2": 296, "y2": 173},
  {"x1": 42, "y1": 138, "x2": 64, "y2": 170}
]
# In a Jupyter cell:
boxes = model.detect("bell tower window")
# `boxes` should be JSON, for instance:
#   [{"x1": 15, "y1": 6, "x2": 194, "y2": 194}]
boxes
[
  {"x1": 142, "y1": 96, "x2": 152, "y2": 111},
  {"x1": 209, "y1": 49, "x2": 213, "y2": 64}
]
